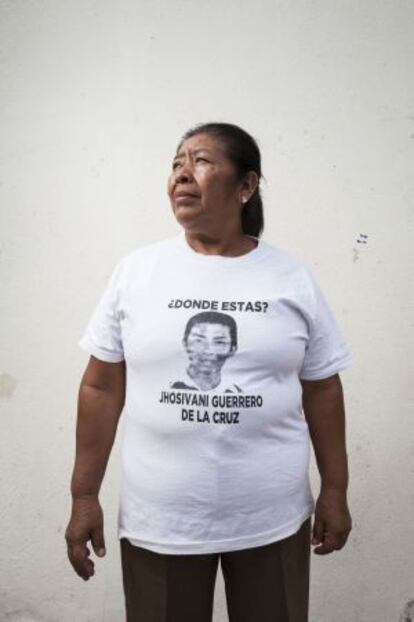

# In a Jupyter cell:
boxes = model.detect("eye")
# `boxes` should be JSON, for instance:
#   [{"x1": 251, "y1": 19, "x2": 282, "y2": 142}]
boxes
[
  {"x1": 172, "y1": 161, "x2": 181, "y2": 170},
  {"x1": 196, "y1": 157, "x2": 208, "y2": 163}
]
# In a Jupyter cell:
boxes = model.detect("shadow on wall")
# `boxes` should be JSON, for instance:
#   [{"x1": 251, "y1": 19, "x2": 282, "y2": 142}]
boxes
[{"x1": 401, "y1": 600, "x2": 414, "y2": 622}]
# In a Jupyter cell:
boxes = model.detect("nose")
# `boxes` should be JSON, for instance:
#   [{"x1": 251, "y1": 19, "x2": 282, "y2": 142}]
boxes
[{"x1": 174, "y1": 162, "x2": 193, "y2": 184}]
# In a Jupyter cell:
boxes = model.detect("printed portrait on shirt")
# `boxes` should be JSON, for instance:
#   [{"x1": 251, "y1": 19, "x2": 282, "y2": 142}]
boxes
[{"x1": 170, "y1": 311, "x2": 243, "y2": 393}]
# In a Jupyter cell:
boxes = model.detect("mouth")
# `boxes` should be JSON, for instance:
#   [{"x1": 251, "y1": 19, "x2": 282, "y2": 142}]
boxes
[
  {"x1": 174, "y1": 193, "x2": 199, "y2": 204},
  {"x1": 174, "y1": 192, "x2": 199, "y2": 198}
]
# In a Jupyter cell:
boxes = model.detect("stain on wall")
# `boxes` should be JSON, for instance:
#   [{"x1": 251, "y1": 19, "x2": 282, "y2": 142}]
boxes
[
  {"x1": 353, "y1": 233, "x2": 369, "y2": 263},
  {"x1": 0, "y1": 373, "x2": 18, "y2": 398},
  {"x1": 400, "y1": 600, "x2": 414, "y2": 622}
]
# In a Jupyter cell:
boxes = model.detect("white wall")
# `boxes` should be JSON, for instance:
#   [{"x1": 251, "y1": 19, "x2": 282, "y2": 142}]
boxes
[{"x1": 1, "y1": 1, "x2": 413, "y2": 620}]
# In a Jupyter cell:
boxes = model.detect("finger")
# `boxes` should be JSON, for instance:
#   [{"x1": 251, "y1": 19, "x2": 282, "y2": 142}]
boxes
[
  {"x1": 91, "y1": 525, "x2": 106, "y2": 558},
  {"x1": 67, "y1": 542, "x2": 95, "y2": 580},
  {"x1": 78, "y1": 558, "x2": 95, "y2": 581},
  {"x1": 311, "y1": 516, "x2": 324, "y2": 545},
  {"x1": 314, "y1": 530, "x2": 347, "y2": 555},
  {"x1": 313, "y1": 541, "x2": 335, "y2": 555},
  {"x1": 67, "y1": 544, "x2": 94, "y2": 579},
  {"x1": 331, "y1": 530, "x2": 350, "y2": 550}
]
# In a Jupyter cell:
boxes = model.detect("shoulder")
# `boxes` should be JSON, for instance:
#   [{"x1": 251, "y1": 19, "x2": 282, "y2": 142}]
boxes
[
  {"x1": 121, "y1": 236, "x2": 175, "y2": 264},
  {"x1": 260, "y1": 238, "x2": 316, "y2": 282},
  {"x1": 114, "y1": 235, "x2": 177, "y2": 278}
]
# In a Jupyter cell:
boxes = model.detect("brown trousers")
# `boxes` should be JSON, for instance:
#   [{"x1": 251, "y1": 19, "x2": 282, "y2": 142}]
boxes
[{"x1": 120, "y1": 517, "x2": 311, "y2": 622}]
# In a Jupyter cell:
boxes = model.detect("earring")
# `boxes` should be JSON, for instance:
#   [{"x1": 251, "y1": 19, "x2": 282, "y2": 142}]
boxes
[{"x1": 241, "y1": 196, "x2": 248, "y2": 203}]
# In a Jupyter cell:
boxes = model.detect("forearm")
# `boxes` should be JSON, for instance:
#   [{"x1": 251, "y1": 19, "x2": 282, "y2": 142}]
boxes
[
  {"x1": 301, "y1": 374, "x2": 349, "y2": 491},
  {"x1": 70, "y1": 384, "x2": 124, "y2": 500}
]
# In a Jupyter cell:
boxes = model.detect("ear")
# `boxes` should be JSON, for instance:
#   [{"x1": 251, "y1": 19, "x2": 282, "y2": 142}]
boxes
[{"x1": 238, "y1": 171, "x2": 259, "y2": 203}]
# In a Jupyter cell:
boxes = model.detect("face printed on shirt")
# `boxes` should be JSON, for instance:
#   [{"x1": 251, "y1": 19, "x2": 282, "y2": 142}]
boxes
[
  {"x1": 185, "y1": 321, "x2": 235, "y2": 370},
  {"x1": 172, "y1": 311, "x2": 239, "y2": 392}
]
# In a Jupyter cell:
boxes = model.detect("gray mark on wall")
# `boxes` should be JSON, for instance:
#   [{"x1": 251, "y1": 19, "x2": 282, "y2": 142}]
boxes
[
  {"x1": 400, "y1": 600, "x2": 414, "y2": 622},
  {"x1": 0, "y1": 373, "x2": 18, "y2": 398},
  {"x1": 353, "y1": 234, "x2": 369, "y2": 263}
]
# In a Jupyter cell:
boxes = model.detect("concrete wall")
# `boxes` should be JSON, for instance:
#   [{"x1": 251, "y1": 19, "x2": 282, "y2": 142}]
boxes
[{"x1": 1, "y1": 1, "x2": 413, "y2": 620}]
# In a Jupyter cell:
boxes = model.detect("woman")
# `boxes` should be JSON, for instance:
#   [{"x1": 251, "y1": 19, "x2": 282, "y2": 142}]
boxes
[{"x1": 65, "y1": 122, "x2": 352, "y2": 622}]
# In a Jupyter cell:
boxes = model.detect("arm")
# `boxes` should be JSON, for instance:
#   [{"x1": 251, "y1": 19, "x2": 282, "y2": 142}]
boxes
[
  {"x1": 65, "y1": 356, "x2": 126, "y2": 580},
  {"x1": 301, "y1": 373, "x2": 352, "y2": 555}
]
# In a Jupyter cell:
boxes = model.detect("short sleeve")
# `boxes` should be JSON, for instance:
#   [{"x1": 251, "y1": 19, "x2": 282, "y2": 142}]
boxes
[
  {"x1": 299, "y1": 272, "x2": 352, "y2": 381},
  {"x1": 78, "y1": 259, "x2": 126, "y2": 363}
]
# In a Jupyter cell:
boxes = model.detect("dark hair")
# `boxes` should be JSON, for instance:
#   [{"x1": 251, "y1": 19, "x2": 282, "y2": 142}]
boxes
[{"x1": 178, "y1": 122, "x2": 264, "y2": 238}]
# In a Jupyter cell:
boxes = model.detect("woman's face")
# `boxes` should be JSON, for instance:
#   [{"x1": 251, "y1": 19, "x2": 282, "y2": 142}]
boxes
[{"x1": 167, "y1": 133, "x2": 244, "y2": 231}]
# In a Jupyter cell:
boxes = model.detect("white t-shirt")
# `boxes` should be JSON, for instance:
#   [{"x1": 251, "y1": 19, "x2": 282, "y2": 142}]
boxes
[{"x1": 78, "y1": 231, "x2": 352, "y2": 555}]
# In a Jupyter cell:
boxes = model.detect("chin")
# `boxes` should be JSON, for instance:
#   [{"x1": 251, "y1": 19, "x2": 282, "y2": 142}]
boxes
[{"x1": 174, "y1": 214, "x2": 199, "y2": 228}]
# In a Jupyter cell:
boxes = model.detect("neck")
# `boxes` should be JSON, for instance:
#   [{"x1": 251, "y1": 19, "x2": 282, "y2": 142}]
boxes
[{"x1": 183, "y1": 228, "x2": 257, "y2": 257}]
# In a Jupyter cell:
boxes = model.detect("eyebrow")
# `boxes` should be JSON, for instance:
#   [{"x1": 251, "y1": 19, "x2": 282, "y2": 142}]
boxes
[
  {"x1": 191, "y1": 328, "x2": 230, "y2": 341},
  {"x1": 173, "y1": 148, "x2": 211, "y2": 161}
]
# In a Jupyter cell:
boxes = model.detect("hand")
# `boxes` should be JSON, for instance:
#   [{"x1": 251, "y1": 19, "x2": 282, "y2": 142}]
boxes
[
  {"x1": 65, "y1": 496, "x2": 106, "y2": 581},
  {"x1": 312, "y1": 487, "x2": 352, "y2": 555}
]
